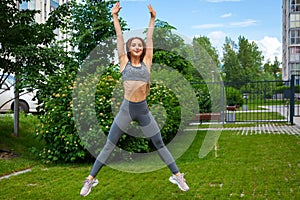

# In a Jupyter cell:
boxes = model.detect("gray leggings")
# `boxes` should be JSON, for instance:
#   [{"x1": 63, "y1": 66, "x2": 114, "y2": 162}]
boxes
[{"x1": 90, "y1": 99, "x2": 179, "y2": 177}]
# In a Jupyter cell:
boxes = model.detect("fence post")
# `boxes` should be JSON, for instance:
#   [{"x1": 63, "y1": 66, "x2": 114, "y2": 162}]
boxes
[
  {"x1": 221, "y1": 83, "x2": 225, "y2": 125},
  {"x1": 290, "y1": 75, "x2": 295, "y2": 125}
]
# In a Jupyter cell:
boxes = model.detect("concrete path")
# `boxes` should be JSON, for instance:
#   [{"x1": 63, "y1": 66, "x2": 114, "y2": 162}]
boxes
[
  {"x1": 0, "y1": 168, "x2": 31, "y2": 181},
  {"x1": 187, "y1": 123, "x2": 300, "y2": 136}
]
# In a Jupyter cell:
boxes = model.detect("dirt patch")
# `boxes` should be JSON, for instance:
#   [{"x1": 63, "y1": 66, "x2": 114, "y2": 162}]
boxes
[{"x1": 0, "y1": 149, "x2": 19, "y2": 159}]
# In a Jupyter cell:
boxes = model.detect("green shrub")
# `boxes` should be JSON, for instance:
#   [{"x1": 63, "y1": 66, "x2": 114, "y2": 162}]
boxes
[
  {"x1": 35, "y1": 64, "x2": 196, "y2": 163},
  {"x1": 275, "y1": 85, "x2": 300, "y2": 93},
  {"x1": 34, "y1": 70, "x2": 88, "y2": 163},
  {"x1": 226, "y1": 86, "x2": 243, "y2": 106}
]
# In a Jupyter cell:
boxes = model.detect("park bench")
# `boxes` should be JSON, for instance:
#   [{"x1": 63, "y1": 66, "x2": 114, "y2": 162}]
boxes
[
  {"x1": 226, "y1": 105, "x2": 239, "y2": 111},
  {"x1": 192, "y1": 113, "x2": 222, "y2": 123}
]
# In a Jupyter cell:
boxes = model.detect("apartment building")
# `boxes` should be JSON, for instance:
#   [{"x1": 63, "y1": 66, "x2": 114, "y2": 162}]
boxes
[
  {"x1": 282, "y1": 0, "x2": 300, "y2": 83},
  {"x1": 17, "y1": 0, "x2": 69, "y2": 42},
  {"x1": 18, "y1": 0, "x2": 69, "y2": 22}
]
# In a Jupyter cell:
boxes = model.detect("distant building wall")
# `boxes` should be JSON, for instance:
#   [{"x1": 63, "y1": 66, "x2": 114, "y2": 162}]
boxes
[{"x1": 282, "y1": 0, "x2": 300, "y2": 84}]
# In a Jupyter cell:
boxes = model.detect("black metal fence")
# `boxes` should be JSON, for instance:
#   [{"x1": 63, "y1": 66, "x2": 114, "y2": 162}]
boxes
[
  {"x1": 224, "y1": 80, "x2": 290, "y2": 123},
  {"x1": 193, "y1": 77, "x2": 299, "y2": 124}
]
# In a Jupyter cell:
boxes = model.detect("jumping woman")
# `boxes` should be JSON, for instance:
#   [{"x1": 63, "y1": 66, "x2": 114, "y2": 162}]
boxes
[{"x1": 80, "y1": 2, "x2": 189, "y2": 196}]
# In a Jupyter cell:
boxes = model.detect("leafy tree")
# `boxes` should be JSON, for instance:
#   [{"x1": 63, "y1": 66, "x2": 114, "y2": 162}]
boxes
[
  {"x1": 190, "y1": 36, "x2": 222, "y2": 112},
  {"x1": 221, "y1": 37, "x2": 242, "y2": 83},
  {"x1": 0, "y1": 0, "x2": 71, "y2": 85},
  {"x1": 0, "y1": 0, "x2": 70, "y2": 136},
  {"x1": 148, "y1": 19, "x2": 205, "y2": 121},
  {"x1": 153, "y1": 19, "x2": 185, "y2": 52},
  {"x1": 69, "y1": 0, "x2": 123, "y2": 64},
  {"x1": 237, "y1": 36, "x2": 264, "y2": 83},
  {"x1": 151, "y1": 19, "x2": 201, "y2": 83},
  {"x1": 263, "y1": 56, "x2": 281, "y2": 80},
  {"x1": 193, "y1": 36, "x2": 220, "y2": 69},
  {"x1": 0, "y1": 0, "x2": 37, "y2": 74},
  {"x1": 152, "y1": 21, "x2": 223, "y2": 113},
  {"x1": 221, "y1": 36, "x2": 264, "y2": 87}
]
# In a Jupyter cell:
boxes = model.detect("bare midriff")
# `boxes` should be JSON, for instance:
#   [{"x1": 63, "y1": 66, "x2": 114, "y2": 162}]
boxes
[{"x1": 123, "y1": 80, "x2": 147, "y2": 102}]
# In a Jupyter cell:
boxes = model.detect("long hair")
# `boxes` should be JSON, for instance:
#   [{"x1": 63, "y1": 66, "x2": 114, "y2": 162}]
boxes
[{"x1": 126, "y1": 37, "x2": 146, "y2": 62}]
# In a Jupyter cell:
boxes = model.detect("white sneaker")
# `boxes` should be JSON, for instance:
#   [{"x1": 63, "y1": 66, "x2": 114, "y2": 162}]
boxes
[
  {"x1": 169, "y1": 173, "x2": 189, "y2": 191},
  {"x1": 80, "y1": 178, "x2": 99, "y2": 196}
]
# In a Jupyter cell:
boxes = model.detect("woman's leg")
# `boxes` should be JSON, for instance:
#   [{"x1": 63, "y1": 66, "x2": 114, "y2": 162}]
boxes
[
  {"x1": 89, "y1": 122, "x2": 124, "y2": 177},
  {"x1": 149, "y1": 131, "x2": 180, "y2": 174},
  {"x1": 89, "y1": 101, "x2": 131, "y2": 178},
  {"x1": 136, "y1": 107, "x2": 179, "y2": 175},
  {"x1": 139, "y1": 112, "x2": 190, "y2": 191},
  {"x1": 80, "y1": 100, "x2": 133, "y2": 196}
]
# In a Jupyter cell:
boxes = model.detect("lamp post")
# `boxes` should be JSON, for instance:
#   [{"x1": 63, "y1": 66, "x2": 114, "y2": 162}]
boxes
[{"x1": 211, "y1": 70, "x2": 215, "y2": 82}]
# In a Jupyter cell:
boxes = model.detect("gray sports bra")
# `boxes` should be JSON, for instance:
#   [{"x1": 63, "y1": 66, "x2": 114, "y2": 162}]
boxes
[{"x1": 122, "y1": 61, "x2": 150, "y2": 83}]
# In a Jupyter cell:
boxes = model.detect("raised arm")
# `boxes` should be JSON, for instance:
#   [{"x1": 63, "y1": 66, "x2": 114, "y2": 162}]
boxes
[
  {"x1": 112, "y1": 2, "x2": 128, "y2": 71},
  {"x1": 143, "y1": 4, "x2": 156, "y2": 69}
]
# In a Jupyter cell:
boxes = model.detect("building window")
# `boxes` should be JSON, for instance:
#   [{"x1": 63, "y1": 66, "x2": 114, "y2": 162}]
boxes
[
  {"x1": 290, "y1": 29, "x2": 300, "y2": 44},
  {"x1": 290, "y1": 46, "x2": 300, "y2": 62},
  {"x1": 291, "y1": 63, "x2": 300, "y2": 71},
  {"x1": 290, "y1": 13, "x2": 300, "y2": 28},
  {"x1": 291, "y1": 0, "x2": 300, "y2": 12}
]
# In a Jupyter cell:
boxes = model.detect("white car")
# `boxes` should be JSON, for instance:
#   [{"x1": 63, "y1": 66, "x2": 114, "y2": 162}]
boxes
[{"x1": 0, "y1": 75, "x2": 38, "y2": 113}]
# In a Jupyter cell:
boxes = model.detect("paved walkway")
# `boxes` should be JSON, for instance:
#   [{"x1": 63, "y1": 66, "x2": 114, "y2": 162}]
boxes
[
  {"x1": 293, "y1": 116, "x2": 300, "y2": 127},
  {"x1": 188, "y1": 123, "x2": 300, "y2": 136}
]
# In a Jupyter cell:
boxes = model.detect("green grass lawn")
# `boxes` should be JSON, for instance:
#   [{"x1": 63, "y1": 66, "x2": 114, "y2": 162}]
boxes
[
  {"x1": 0, "y1": 116, "x2": 300, "y2": 199},
  {"x1": 0, "y1": 114, "x2": 42, "y2": 176},
  {"x1": 235, "y1": 111, "x2": 286, "y2": 121}
]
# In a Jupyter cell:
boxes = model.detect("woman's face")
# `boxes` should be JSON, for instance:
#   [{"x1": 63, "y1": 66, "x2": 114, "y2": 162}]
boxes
[{"x1": 129, "y1": 39, "x2": 144, "y2": 58}]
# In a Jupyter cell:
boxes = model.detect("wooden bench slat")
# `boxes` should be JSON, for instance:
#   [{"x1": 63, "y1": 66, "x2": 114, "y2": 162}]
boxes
[
  {"x1": 193, "y1": 113, "x2": 221, "y2": 121},
  {"x1": 226, "y1": 106, "x2": 237, "y2": 111}
]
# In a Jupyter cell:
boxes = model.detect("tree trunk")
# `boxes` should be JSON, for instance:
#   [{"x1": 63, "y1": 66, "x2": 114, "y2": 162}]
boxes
[{"x1": 13, "y1": 75, "x2": 19, "y2": 137}]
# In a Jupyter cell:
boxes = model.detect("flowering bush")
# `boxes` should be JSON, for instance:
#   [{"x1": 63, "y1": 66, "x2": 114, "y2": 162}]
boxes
[
  {"x1": 33, "y1": 70, "x2": 87, "y2": 163},
  {"x1": 34, "y1": 64, "x2": 197, "y2": 163}
]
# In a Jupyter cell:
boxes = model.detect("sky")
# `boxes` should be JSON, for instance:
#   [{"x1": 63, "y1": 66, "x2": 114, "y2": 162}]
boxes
[{"x1": 115, "y1": 0, "x2": 282, "y2": 63}]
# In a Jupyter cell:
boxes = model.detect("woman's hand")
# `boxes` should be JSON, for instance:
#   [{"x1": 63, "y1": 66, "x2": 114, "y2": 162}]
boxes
[
  {"x1": 112, "y1": 2, "x2": 122, "y2": 16},
  {"x1": 148, "y1": 4, "x2": 156, "y2": 19}
]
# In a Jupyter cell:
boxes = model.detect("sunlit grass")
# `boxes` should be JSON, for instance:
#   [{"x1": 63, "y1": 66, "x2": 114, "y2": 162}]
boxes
[
  {"x1": 0, "y1": 114, "x2": 41, "y2": 176},
  {"x1": 0, "y1": 116, "x2": 300, "y2": 199},
  {"x1": 235, "y1": 111, "x2": 286, "y2": 121}
]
